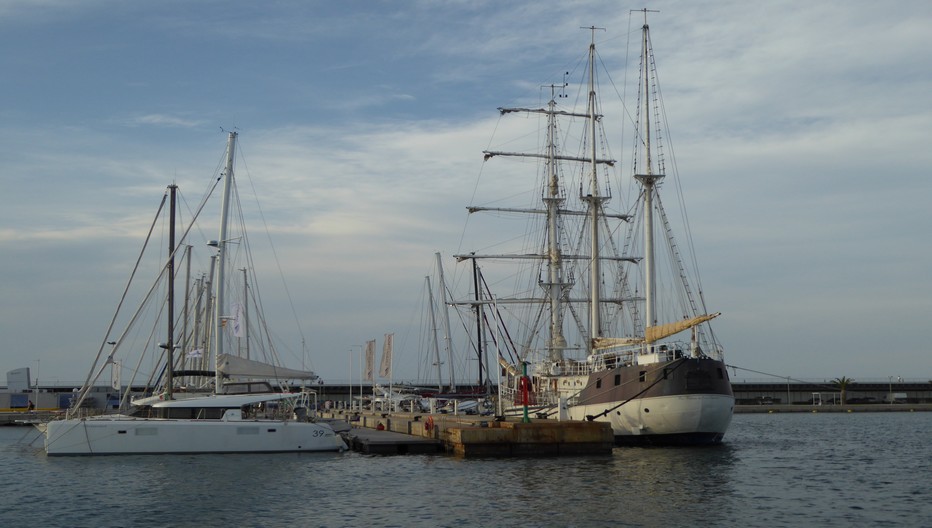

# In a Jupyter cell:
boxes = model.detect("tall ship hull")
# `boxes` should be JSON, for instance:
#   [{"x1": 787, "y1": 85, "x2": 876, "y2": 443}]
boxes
[
  {"x1": 570, "y1": 359, "x2": 733, "y2": 445},
  {"x1": 500, "y1": 355, "x2": 733, "y2": 446}
]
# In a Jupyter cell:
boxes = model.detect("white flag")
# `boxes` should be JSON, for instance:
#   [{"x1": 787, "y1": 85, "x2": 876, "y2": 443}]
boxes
[
  {"x1": 379, "y1": 333, "x2": 393, "y2": 378},
  {"x1": 187, "y1": 349, "x2": 203, "y2": 359},
  {"x1": 364, "y1": 340, "x2": 375, "y2": 381},
  {"x1": 232, "y1": 303, "x2": 244, "y2": 338}
]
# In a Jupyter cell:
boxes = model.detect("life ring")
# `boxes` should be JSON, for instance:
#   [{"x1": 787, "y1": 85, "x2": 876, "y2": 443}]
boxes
[{"x1": 425, "y1": 415, "x2": 434, "y2": 432}]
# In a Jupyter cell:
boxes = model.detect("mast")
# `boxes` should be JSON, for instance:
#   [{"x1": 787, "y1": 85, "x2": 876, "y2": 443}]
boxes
[
  {"x1": 213, "y1": 131, "x2": 237, "y2": 392},
  {"x1": 584, "y1": 27, "x2": 606, "y2": 343},
  {"x1": 477, "y1": 31, "x2": 619, "y2": 358},
  {"x1": 241, "y1": 267, "x2": 249, "y2": 360},
  {"x1": 181, "y1": 244, "x2": 191, "y2": 386},
  {"x1": 633, "y1": 14, "x2": 664, "y2": 330},
  {"x1": 435, "y1": 252, "x2": 456, "y2": 392},
  {"x1": 203, "y1": 256, "x2": 216, "y2": 372},
  {"x1": 471, "y1": 258, "x2": 485, "y2": 386},
  {"x1": 425, "y1": 276, "x2": 444, "y2": 391},
  {"x1": 543, "y1": 87, "x2": 567, "y2": 362},
  {"x1": 191, "y1": 274, "x2": 204, "y2": 370},
  {"x1": 164, "y1": 184, "x2": 177, "y2": 399}
]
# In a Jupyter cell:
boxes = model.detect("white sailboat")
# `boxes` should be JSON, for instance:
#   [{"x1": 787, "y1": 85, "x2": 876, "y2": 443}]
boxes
[
  {"x1": 43, "y1": 132, "x2": 347, "y2": 455},
  {"x1": 443, "y1": 18, "x2": 733, "y2": 445}
]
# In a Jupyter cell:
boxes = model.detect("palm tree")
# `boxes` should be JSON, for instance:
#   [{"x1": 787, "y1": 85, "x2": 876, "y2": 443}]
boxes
[{"x1": 832, "y1": 376, "x2": 853, "y2": 405}]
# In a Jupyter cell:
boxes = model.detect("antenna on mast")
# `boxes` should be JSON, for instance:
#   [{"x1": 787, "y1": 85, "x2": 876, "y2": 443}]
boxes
[
  {"x1": 580, "y1": 25, "x2": 606, "y2": 44},
  {"x1": 631, "y1": 8, "x2": 660, "y2": 26},
  {"x1": 544, "y1": 73, "x2": 569, "y2": 101}
]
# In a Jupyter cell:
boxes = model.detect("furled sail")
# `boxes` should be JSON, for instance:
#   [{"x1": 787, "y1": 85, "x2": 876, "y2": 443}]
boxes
[
  {"x1": 217, "y1": 354, "x2": 319, "y2": 380},
  {"x1": 591, "y1": 336, "x2": 645, "y2": 350},
  {"x1": 591, "y1": 312, "x2": 721, "y2": 350},
  {"x1": 645, "y1": 312, "x2": 721, "y2": 343}
]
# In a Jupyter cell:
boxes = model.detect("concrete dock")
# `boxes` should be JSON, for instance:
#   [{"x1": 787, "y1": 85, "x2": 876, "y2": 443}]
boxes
[{"x1": 327, "y1": 410, "x2": 614, "y2": 457}]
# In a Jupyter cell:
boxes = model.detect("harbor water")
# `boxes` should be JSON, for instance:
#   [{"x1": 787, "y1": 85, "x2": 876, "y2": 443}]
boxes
[{"x1": 1, "y1": 412, "x2": 929, "y2": 527}]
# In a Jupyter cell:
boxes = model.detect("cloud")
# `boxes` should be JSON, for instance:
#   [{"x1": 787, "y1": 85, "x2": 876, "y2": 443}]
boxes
[
  {"x1": 129, "y1": 114, "x2": 204, "y2": 128},
  {"x1": 2, "y1": 0, "x2": 931, "y2": 385}
]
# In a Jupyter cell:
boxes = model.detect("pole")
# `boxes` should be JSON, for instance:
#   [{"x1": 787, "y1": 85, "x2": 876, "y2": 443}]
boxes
[
  {"x1": 348, "y1": 348, "x2": 353, "y2": 411},
  {"x1": 521, "y1": 361, "x2": 530, "y2": 424}
]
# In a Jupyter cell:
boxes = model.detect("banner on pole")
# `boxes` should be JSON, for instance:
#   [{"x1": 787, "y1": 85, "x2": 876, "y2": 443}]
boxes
[
  {"x1": 364, "y1": 340, "x2": 375, "y2": 381},
  {"x1": 379, "y1": 333, "x2": 393, "y2": 378},
  {"x1": 232, "y1": 303, "x2": 244, "y2": 338},
  {"x1": 111, "y1": 361, "x2": 121, "y2": 391}
]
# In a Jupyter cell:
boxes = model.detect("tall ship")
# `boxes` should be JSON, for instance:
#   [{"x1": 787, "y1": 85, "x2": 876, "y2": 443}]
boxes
[{"x1": 440, "y1": 17, "x2": 733, "y2": 445}]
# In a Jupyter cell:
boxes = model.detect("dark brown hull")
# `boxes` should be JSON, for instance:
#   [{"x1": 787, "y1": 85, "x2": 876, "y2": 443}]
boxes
[{"x1": 574, "y1": 357, "x2": 734, "y2": 446}]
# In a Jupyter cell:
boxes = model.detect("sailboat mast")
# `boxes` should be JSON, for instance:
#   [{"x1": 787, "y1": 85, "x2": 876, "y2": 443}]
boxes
[
  {"x1": 165, "y1": 184, "x2": 177, "y2": 399},
  {"x1": 435, "y1": 252, "x2": 456, "y2": 392},
  {"x1": 213, "y1": 131, "x2": 237, "y2": 392},
  {"x1": 471, "y1": 258, "x2": 484, "y2": 386},
  {"x1": 181, "y1": 244, "x2": 191, "y2": 385},
  {"x1": 204, "y1": 256, "x2": 216, "y2": 372},
  {"x1": 192, "y1": 275, "x2": 204, "y2": 369},
  {"x1": 586, "y1": 28, "x2": 603, "y2": 341},
  {"x1": 425, "y1": 276, "x2": 444, "y2": 391},
  {"x1": 242, "y1": 267, "x2": 249, "y2": 360}
]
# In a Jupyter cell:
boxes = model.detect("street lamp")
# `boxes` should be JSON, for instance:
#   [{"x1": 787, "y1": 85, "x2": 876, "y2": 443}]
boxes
[{"x1": 33, "y1": 359, "x2": 39, "y2": 413}]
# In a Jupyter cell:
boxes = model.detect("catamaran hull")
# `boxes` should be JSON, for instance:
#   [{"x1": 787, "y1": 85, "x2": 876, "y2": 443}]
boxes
[{"x1": 44, "y1": 418, "x2": 347, "y2": 456}]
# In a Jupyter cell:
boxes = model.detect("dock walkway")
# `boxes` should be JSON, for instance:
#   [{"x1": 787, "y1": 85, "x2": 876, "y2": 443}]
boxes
[
  {"x1": 325, "y1": 410, "x2": 613, "y2": 457},
  {"x1": 343, "y1": 427, "x2": 443, "y2": 455}
]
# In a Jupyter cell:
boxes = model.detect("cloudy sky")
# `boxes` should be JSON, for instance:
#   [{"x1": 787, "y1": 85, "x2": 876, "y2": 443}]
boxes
[{"x1": 2, "y1": 0, "x2": 930, "y2": 387}]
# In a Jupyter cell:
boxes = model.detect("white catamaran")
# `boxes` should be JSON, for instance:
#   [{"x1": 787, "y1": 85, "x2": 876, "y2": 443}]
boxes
[
  {"x1": 442, "y1": 18, "x2": 734, "y2": 445},
  {"x1": 43, "y1": 132, "x2": 347, "y2": 455}
]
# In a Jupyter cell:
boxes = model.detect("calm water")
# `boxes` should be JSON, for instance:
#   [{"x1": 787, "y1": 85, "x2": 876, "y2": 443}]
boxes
[{"x1": 1, "y1": 412, "x2": 929, "y2": 527}]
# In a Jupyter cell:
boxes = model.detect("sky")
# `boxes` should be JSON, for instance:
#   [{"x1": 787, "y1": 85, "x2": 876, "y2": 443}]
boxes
[{"x1": 2, "y1": 0, "x2": 931, "y2": 387}]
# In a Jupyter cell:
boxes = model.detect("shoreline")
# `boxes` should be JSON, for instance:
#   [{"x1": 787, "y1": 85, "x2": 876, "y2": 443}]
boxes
[{"x1": 735, "y1": 403, "x2": 932, "y2": 413}]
